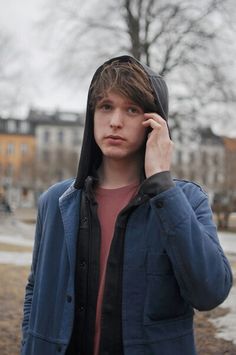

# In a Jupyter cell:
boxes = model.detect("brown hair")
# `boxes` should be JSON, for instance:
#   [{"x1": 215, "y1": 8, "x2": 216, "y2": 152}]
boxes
[{"x1": 89, "y1": 59, "x2": 156, "y2": 112}]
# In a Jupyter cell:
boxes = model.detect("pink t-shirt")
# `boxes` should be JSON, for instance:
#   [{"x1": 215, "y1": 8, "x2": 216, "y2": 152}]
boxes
[{"x1": 93, "y1": 182, "x2": 139, "y2": 355}]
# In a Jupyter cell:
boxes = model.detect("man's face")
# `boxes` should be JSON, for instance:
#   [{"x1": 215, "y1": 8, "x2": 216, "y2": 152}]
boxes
[{"x1": 94, "y1": 90, "x2": 147, "y2": 162}]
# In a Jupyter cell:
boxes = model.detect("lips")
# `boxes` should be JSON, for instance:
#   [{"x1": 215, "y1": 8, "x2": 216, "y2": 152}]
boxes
[{"x1": 106, "y1": 135, "x2": 125, "y2": 140}]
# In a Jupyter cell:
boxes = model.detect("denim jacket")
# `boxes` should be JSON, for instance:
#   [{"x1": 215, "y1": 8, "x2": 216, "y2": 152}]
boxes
[{"x1": 21, "y1": 177, "x2": 232, "y2": 355}]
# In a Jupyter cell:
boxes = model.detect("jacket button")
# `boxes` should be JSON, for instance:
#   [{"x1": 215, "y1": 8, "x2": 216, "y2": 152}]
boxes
[
  {"x1": 79, "y1": 305, "x2": 85, "y2": 311},
  {"x1": 80, "y1": 260, "x2": 86, "y2": 268},
  {"x1": 67, "y1": 295, "x2": 72, "y2": 303},
  {"x1": 156, "y1": 201, "x2": 164, "y2": 208}
]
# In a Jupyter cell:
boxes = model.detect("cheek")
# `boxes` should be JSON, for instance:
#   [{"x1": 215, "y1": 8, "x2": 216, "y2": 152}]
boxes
[{"x1": 133, "y1": 124, "x2": 148, "y2": 144}]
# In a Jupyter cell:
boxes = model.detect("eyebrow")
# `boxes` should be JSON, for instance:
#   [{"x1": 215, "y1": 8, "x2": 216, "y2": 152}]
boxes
[
  {"x1": 97, "y1": 98, "x2": 113, "y2": 104},
  {"x1": 97, "y1": 97, "x2": 140, "y2": 106}
]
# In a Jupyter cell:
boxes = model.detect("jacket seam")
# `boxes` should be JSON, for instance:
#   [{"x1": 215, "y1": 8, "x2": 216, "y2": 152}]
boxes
[
  {"x1": 28, "y1": 330, "x2": 67, "y2": 345},
  {"x1": 193, "y1": 195, "x2": 208, "y2": 212},
  {"x1": 124, "y1": 329, "x2": 193, "y2": 346},
  {"x1": 143, "y1": 313, "x2": 193, "y2": 326}
]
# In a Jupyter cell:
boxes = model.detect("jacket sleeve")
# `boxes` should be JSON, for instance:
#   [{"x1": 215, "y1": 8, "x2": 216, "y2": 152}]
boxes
[
  {"x1": 148, "y1": 178, "x2": 233, "y2": 311},
  {"x1": 21, "y1": 198, "x2": 43, "y2": 344}
]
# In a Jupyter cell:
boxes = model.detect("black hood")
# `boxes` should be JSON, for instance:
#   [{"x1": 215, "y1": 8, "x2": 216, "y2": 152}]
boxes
[{"x1": 74, "y1": 55, "x2": 169, "y2": 189}]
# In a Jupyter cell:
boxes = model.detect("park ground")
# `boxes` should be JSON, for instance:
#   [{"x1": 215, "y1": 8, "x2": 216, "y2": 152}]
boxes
[{"x1": 0, "y1": 209, "x2": 236, "y2": 355}]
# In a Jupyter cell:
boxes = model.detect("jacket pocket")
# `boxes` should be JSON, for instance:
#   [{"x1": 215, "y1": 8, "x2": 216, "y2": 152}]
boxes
[
  {"x1": 144, "y1": 252, "x2": 191, "y2": 324},
  {"x1": 143, "y1": 315, "x2": 194, "y2": 345},
  {"x1": 21, "y1": 331, "x2": 67, "y2": 355}
]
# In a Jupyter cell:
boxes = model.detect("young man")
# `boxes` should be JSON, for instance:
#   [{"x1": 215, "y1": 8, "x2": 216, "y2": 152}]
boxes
[{"x1": 21, "y1": 55, "x2": 232, "y2": 355}]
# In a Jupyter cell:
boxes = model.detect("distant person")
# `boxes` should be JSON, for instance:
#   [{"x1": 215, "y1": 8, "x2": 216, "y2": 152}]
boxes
[
  {"x1": 21, "y1": 55, "x2": 233, "y2": 355},
  {"x1": 0, "y1": 193, "x2": 11, "y2": 214}
]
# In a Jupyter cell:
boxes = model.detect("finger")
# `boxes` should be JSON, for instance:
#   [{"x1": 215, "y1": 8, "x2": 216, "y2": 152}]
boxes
[
  {"x1": 144, "y1": 113, "x2": 167, "y2": 126},
  {"x1": 142, "y1": 119, "x2": 162, "y2": 130}
]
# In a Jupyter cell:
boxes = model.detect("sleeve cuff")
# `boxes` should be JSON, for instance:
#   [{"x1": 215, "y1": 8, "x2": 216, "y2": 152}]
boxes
[{"x1": 140, "y1": 171, "x2": 175, "y2": 196}]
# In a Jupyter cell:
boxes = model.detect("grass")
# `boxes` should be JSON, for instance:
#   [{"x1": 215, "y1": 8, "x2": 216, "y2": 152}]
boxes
[{"x1": 0, "y1": 264, "x2": 30, "y2": 355}]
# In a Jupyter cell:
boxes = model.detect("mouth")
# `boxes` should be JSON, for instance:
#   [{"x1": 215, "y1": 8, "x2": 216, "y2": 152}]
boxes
[{"x1": 106, "y1": 135, "x2": 126, "y2": 141}]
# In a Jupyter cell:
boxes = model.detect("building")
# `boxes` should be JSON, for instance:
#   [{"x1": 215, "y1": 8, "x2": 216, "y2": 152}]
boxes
[
  {"x1": 1, "y1": 110, "x2": 235, "y2": 210},
  {"x1": 0, "y1": 108, "x2": 84, "y2": 208},
  {"x1": 223, "y1": 137, "x2": 236, "y2": 192},
  {"x1": 0, "y1": 117, "x2": 36, "y2": 208},
  {"x1": 172, "y1": 127, "x2": 225, "y2": 201},
  {"x1": 27, "y1": 108, "x2": 84, "y2": 192}
]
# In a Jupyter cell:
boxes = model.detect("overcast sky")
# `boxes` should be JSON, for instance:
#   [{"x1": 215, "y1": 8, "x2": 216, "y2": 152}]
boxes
[
  {"x1": 0, "y1": 0, "x2": 87, "y2": 117},
  {"x1": 0, "y1": 0, "x2": 236, "y2": 137}
]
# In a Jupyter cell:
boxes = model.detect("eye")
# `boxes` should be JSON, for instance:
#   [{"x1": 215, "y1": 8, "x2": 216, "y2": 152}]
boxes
[
  {"x1": 97, "y1": 103, "x2": 112, "y2": 111},
  {"x1": 127, "y1": 107, "x2": 137, "y2": 113},
  {"x1": 127, "y1": 106, "x2": 142, "y2": 115},
  {"x1": 103, "y1": 104, "x2": 112, "y2": 111}
]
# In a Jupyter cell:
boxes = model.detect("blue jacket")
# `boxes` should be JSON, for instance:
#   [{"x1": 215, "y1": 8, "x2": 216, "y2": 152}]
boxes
[{"x1": 21, "y1": 178, "x2": 232, "y2": 355}]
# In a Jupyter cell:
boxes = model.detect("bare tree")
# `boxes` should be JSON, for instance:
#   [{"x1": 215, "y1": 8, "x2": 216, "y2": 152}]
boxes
[
  {"x1": 40, "y1": 0, "x2": 236, "y2": 132},
  {"x1": 0, "y1": 29, "x2": 25, "y2": 115}
]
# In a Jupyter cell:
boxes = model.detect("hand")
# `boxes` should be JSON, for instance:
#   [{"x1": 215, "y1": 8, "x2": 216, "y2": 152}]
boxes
[{"x1": 142, "y1": 113, "x2": 174, "y2": 178}]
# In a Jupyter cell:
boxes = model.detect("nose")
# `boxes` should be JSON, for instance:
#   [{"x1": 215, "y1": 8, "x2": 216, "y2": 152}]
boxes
[{"x1": 110, "y1": 109, "x2": 123, "y2": 129}]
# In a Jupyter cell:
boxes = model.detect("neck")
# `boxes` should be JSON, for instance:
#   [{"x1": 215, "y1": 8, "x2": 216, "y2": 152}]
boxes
[{"x1": 97, "y1": 157, "x2": 142, "y2": 189}]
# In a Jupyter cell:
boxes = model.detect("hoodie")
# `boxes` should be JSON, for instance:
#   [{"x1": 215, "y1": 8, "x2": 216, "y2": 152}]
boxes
[
  {"x1": 20, "y1": 56, "x2": 233, "y2": 355},
  {"x1": 74, "y1": 55, "x2": 169, "y2": 189}
]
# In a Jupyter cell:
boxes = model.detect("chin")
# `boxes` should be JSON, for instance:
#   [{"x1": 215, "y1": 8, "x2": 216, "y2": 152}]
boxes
[
  {"x1": 101, "y1": 147, "x2": 142, "y2": 162},
  {"x1": 103, "y1": 152, "x2": 127, "y2": 160}
]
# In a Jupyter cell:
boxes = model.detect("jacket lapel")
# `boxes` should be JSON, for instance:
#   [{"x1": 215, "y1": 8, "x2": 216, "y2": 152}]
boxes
[{"x1": 59, "y1": 182, "x2": 81, "y2": 272}]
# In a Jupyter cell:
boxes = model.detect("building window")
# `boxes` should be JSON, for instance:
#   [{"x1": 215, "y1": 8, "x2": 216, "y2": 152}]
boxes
[
  {"x1": 21, "y1": 143, "x2": 28, "y2": 155},
  {"x1": 0, "y1": 120, "x2": 4, "y2": 130},
  {"x1": 202, "y1": 174, "x2": 207, "y2": 185},
  {"x1": 213, "y1": 153, "x2": 219, "y2": 167},
  {"x1": 20, "y1": 121, "x2": 29, "y2": 133},
  {"x1": 190, "y1": 151, "x2": 195, "y2": 163},
  {"x1": 56, "y1": 149, "x2": 64, "y2": 160},
  {"x1": 6, "y1": 163, "x2": 13, "y2": 177},
  {"x1": 42, "y1": 150, "x2": 50, "y2": 162},
  {"x1": 58, "y1": 131, "x2": 64, "y2": 144},
  {"x1": 177, "y1": 150, "x2": 182, "y2": 165},
  {"x1": 56, "y1": 169, "x2": 63, "y2": 180},
  {"x1": 202, "y1": 151, "x2": 207, "y2": 165},
  {"x1": 7, "y1": 120, "x2": 16, "y2": 132},
  {"x1": 7, "y1": 143, "x2": 14, "y2": 155},
  {"x1": 43, "y1": 131, "x2": 50, "y2": 144},
  {"x1": 20, "y1": 163, "x2": 30, "y2": 178},
  {"x1": 189, "y1": 170, "x2": 195, "y2": 181}
]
